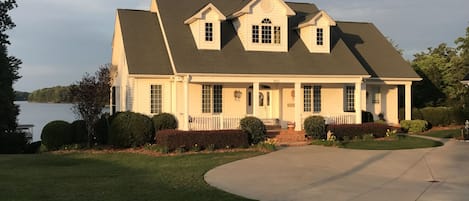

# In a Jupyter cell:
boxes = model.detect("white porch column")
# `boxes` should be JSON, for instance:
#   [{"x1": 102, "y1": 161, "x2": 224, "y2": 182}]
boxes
[
  {"x1": 294, "y1": 82, "x2": 302, "y2": 131},
  {"x1": 171, "y1": 78, "x2": 177, "y2": 114},
  {"x1": 361, "y1": 82, "x2": 367, "y2": 111},
  {"x1": 355, "y1": 81, "x2": 362, "y2": 124},
  {"x1": 253, "y1": 82, "x2": 259, "y2": 117},
  {"x1": 183, "y1": 76, "x2": 190, "y2": 131},
  {"x1": 405, "y1": 82, "x2": 412, "y2": 120}
]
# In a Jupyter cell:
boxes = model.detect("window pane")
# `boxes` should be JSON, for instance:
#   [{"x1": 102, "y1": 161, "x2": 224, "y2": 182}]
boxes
[
  {"x1": 252, "y1": 25, "x2": 259, "y2": 43},
  {"x1": 150, "y1": 85, "x2": 162, "y2": 114},
  {"x1": 304, "y1": 86, "x2": 312, "y2": 112},
  {"x1": 213, "y1": 85, "x2": 223, "y2": 113},
  {"x1": 205, "y1": 23, "x2": 213, "y2": 42},
  {"x1": 274, "y1": 26, "x2": 281, "y2": 44},
  {"x1": 202, "y1": 85, "x2": 211, "y2": 113},
  {"x1": 313, "y1": 85, "x2": 321, "y2": 113},
  {"x1": 316, "y1": 28, "x2": 324, "y2": 46}
]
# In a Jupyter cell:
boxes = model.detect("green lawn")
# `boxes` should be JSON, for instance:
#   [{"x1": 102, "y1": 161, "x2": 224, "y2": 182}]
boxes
[
  {"x1": 420, "y1": 129, "x2": 462, "y2": 139},
  {"x1": 0, "y1": 151, "x2": 262, "y2": 201},
  {"x1": 311, "y1": 135, "x2": 444, "y2": 150}
]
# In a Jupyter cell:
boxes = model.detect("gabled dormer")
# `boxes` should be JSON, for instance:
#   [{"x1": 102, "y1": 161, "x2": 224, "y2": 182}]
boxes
[
  {"x1": 298, "y1": 10, "x2": 336, "y2": 53},
  {"x1": 230, "y1": 0, "x2": 295, "y2": 52},
  {"x1": 184, "y1": 3, "x2": 226, "y2": 50}
]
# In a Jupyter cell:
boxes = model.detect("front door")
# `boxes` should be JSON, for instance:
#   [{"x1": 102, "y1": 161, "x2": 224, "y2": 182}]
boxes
[{"x1": 247, "y1": 89, "x2": 272, "y2": 119}]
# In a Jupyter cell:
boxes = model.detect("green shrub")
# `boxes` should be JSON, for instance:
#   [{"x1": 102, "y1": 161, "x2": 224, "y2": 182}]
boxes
[
  {"x1": 362, "y1": 111, "x2": 374, "y2": 123},
  {"x1": 108, "y1": 112, "x2": 154, "y2": 148},
  {"x1": 93, "y1": 113, "x2": 113, "y2": 145},
  {"x1": 304, "y1": 116, "x2": 326, "y2": 139},
  {"x1": 41, "y1": 120, "x2": 73, "y2": 150},
  {"x1": 400, "y1": 120, "x2": 429, "y2": 133},
  {"x1": 24, "y1": 141, "x2": 42, "y2": 154},
  {"x1": 240, "y1": 117, "x2": 266, "y2": 144},
  {"x1": 0, "y1": 132, "x2": 26, "y2": 154},
  {"x1": 152, "y1": 113, "x2": 178, "y2": 132},
  {"x1": 420, "y1": 107, "x2": 455, "y2": 126},
  {"x1": 156, "y1": 130, "x2": 248, "y2": 151},
  {"x1": 70, "y1": 120, "x2": 88, "y2": 144}
]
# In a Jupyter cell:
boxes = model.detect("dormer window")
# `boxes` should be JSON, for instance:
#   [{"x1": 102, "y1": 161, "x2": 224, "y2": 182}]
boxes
[
  {"x1": 252, "y1": 18, "x2": 281, "y2": 45},
  {"x1": 205, "y1": 22, "x2": 213, "y2": 42},
  {"x1": 316, "y1": 28, "x2": 323, "y2": 46},
  {"x1": 297, "y1": 11, "x2": 336, "y2": 53},
  {"x1": 184, "y1": 3, "x2": 226, "y2": 50}
]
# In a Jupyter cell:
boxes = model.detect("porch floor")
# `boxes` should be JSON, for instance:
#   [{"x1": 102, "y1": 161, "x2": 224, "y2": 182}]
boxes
[{"x1": 267, "y1": 129, "x2": 309, "y2": 147}]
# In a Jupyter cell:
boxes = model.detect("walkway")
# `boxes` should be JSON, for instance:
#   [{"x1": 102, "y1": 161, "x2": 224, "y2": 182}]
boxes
[{"x1": 205, "y1": 139, "x2": 469, "y2": 201}]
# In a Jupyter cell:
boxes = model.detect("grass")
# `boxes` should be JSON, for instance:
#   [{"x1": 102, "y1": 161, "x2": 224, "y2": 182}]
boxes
[
  {"x1": 311, "y1": 135, "x2": 443, "y2": 150},
  {"x1": 0, "y1": 151, "x2": 262, "y2": 201},
  {"x1": 420, "y1": 128, "x2": 462, "y2": 139}
]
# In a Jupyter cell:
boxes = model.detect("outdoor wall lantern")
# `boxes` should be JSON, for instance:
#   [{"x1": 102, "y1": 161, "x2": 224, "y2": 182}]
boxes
[{"x1": 234, "y1": 90, "x2": 242, "y2": 100}]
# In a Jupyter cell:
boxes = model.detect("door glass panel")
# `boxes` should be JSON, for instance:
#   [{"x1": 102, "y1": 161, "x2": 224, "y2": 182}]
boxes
[{"x1": 259, "y1": 92, "x2": 264, "y2": 106}]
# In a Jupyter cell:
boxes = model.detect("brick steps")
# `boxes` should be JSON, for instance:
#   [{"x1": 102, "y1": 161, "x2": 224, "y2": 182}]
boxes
[{"x1": 267, "y1": 129, "x2": 309, "y2": 146}]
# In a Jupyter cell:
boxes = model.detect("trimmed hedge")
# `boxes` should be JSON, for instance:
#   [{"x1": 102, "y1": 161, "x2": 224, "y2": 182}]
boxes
[
  {"x1": 240, "y1": 116, "x2": 266, "y2": 144},
  {"x1": 108, "y1": 112, "x2": 154, "y2": 148},
  {"x1": 419, "y1": 107, "x2": 456, "y2": 127},
  {"x1": 41, "y1": 120, "x2": 73, "y2": 150},
  {"x1": 304, "y1": 116, "x2": 326, "y2": 139},
  {"x1": 156, "y1": 129, "x2": 249, "y2": 151},
  {"x1": 327, "y1": 123, "x2": 390, "y2": 140},
  {"x1": 0, "y1": 132, "x2": 27, "y2": 154},
  {"x1": 152, "y1": 113, "x2": 178, "y2": 132},
  {"x1": 70, "y1": 120, "x2": 88, "y2": 143},
  {"x1": 400, "y1": 120, "x2": 429, "y2": 133}
]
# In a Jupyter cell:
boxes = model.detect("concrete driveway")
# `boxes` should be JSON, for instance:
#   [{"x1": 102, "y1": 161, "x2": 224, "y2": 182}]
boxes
[{"x1": 205, "y1": 139, "x2": 469, "y2": 201}]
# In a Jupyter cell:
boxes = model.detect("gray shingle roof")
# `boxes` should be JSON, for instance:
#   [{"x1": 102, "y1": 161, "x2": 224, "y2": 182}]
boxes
[
  {"x1": 337, "y1": 21, "x2": 420, "y2": 79},
  {"x1": 116, "y1": 0, "x2": 420, "y2": 80},
  {"x1": 117, "y1": 9, "x2": 173, "y2": 75}
]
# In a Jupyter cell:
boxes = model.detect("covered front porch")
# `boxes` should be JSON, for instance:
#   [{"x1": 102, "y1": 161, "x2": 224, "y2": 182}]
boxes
[{"x1": 173, "y1": 75, "x2": 414, "y2": 131}]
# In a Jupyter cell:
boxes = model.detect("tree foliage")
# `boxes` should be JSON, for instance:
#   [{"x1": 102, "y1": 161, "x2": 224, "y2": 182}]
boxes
[
  {"x1": 0, "y1": 0, "x2": 21, "y2": 134},
  {"x1": 70, "y1": 64, "x2": 110, "y2": 147},
  {"x1": 412, "y1": 26, "x2": 469, "y2": 108}
]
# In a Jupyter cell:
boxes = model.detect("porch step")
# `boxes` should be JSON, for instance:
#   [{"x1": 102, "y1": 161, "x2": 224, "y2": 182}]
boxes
[{"x1": 267, "y1": 129, "x2": 308, "y2": 146}]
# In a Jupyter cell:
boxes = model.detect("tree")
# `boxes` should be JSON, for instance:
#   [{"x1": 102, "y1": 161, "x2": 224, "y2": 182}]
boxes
[
  {"x1": 0, "y1": 0, "x2": 21, "y2": 134},
  {"x1": 412, "y1": 26, "x2": 469, "y2": 108},
  {"x1": 70, "y1": 64, "x2": 110, "y2": 147}
]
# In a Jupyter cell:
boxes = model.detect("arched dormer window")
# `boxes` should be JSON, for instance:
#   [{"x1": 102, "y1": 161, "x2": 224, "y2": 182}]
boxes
[{"x1": 252, "y1": 18, "x2": 281, "y2": 44}]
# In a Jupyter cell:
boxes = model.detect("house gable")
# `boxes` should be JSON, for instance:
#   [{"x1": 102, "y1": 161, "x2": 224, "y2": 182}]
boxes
[
  {"x1": 184, "y1": 4, "x2": 226, "y2": 50},
  {"x1": 298, "y1": 11, "x2": 336, "y2": 53},
  {"x1": 231, "y1": 0, "x2": 296, "y2": 52}
]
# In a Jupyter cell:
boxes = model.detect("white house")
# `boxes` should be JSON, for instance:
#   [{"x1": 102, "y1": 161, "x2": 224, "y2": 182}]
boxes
[{"x1": 111, "y1": 0, "x2": 421, "y2": 131}]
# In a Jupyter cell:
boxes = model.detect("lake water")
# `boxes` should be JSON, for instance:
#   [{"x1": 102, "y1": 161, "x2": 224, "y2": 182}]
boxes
[{"x1": 16, "y1": 101, "x2": 77, "y2": 142}]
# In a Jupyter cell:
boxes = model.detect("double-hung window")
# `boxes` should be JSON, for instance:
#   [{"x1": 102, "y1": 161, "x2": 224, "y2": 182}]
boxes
[
  {"x1": 344, "y1": 85, "x2": 355, "y2": 112},
  {"x1": 202, "y1": 85, "x2": 223, "y2": 113},
  {"x1": 150, "y1": 85, "x2": 162, "y2": 114},
  {"x1": 313, "y1": 86, "x2": 321, "y2": 112}
]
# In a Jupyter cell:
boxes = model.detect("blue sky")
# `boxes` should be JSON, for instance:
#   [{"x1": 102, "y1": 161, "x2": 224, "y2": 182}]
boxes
[{"x1": 9, "y1": 0, "x2": 469, "y2": 92}]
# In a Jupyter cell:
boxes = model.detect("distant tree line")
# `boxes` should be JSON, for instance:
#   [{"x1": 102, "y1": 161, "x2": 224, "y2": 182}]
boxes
[
  {"x1": 28, "y1": 86, "x2": 73, "y2": 103},
  {"x1": 14, "y1": 91, "x2": 29, "y2": 101}
]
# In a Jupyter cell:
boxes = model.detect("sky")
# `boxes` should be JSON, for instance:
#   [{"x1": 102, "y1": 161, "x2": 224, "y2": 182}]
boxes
[{"x1": 8, "y1": 0, "x2": 469, "y2": 92}]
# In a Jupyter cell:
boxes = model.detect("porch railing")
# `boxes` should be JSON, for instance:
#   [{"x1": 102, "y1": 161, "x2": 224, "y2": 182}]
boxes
[
  {"x1": 302, "y1": 114, "x2": 356, "y2": 126},
  {"x1": 189, "y1": 115, "x2": 244, "y2": 131}
]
